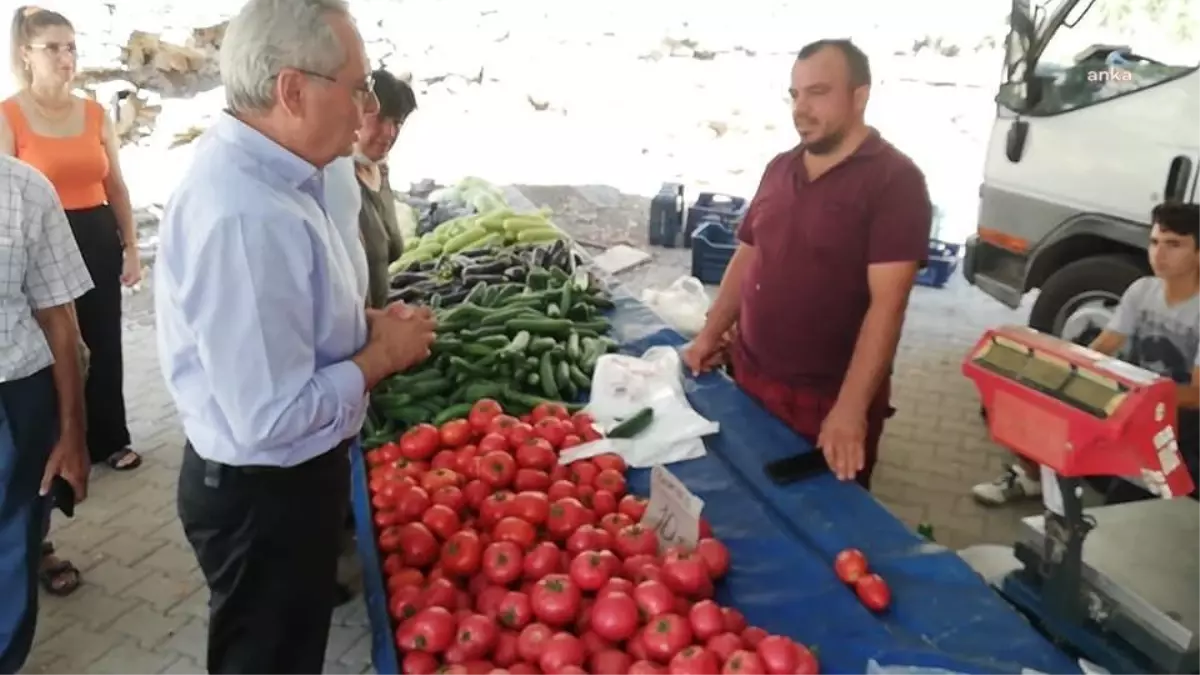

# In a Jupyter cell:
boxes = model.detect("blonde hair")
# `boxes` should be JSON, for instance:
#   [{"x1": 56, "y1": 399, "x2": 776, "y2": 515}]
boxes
[{"x1": 9, "y1": 6, "x2": 73, "y2": 88}]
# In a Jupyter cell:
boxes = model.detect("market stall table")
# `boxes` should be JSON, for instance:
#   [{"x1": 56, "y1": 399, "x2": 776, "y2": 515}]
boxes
[{"x1": 351, "y1": 293, "x2": 1081, "y2": 675}]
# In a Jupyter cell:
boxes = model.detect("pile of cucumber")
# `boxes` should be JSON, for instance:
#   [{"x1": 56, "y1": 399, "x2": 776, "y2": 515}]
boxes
[{"x1": 363, "y1": 252, "x2": 621, "y2": 446}]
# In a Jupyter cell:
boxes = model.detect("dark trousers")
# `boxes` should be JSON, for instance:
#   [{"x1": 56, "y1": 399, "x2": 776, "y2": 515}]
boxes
[
  {"x1": 732, "y1": 344, "x2": 892, "y2": 490},
  {"x1": 66, "y1": 205, "x2": 131, "y2": 462},
  {"x1": 178, "y1": 441, "x2": 350, "y2": 674},
  {"x1": 0, "y1": 369, "x2": 56, "y2": 674}
]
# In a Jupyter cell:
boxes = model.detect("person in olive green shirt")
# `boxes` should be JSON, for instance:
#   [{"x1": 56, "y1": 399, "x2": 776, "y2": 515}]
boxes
[{"x1": 354, "y1": 68, "x2": 417, "y2": 308}]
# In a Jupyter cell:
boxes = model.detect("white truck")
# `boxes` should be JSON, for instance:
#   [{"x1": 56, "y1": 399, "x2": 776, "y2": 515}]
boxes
[{"x1": 963, "y1": 0, "x2": 1199, "y2": 344}]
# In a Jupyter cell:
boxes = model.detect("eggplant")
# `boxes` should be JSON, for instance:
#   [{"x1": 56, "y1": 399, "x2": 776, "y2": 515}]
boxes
[
  {"x1": 388, "y1": 286, "x2": 426, "y2": 304},
  {"x1": 463, "y1": 260, "x2": 510, "y2": 276},
  {"x1": 389, "y1": 271, "x2": 432, "y2": 289},
  {"x1": 461, "y1": 273, "x2": 508, "y2": 286},
  {"x1": 439, "y1": 289, "x2": 471, "y2": 306},
  {"x1": 503, "y1": 266, "x2": 527, "y2": 282},
  {"x1": 459, "y1": 247, "x2": 495, "y2": 259}
]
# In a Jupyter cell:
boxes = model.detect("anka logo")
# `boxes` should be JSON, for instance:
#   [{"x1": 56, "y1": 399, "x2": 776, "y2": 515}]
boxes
[{"x1": 1088, "y1": 67, "x2": 1134, "y2": 83}]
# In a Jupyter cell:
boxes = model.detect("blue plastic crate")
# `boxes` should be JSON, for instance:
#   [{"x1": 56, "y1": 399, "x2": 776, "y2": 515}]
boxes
[
  {"x1": 916, "y1": 240, "x2": 961, "y2": 288},
  {"x1": 648, "y1": 182, "x2": 685, "y2": 247},
  {"x1": 684, "y1": 192, "x2": 747, "y2": 248},
  {"x1": 691, "y1": 220, "x2": 738, "y2": 285}
]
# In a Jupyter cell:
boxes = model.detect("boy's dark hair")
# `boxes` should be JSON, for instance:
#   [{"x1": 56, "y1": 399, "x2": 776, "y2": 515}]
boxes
[
  {"x1": 1152, "y1": 201, "x2": 1199, "y2": 248},
  {"x1": 797, "y1": 39, "x2": 871, "y2": 89},
  {"x1": 372, "y1": 68, "x2": 416, "y2": 123}
]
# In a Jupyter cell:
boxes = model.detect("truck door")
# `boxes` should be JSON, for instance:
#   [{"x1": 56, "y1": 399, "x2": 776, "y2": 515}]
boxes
[{"x1": 990, "y1": 0, "x2": 1199, "y2": 226}]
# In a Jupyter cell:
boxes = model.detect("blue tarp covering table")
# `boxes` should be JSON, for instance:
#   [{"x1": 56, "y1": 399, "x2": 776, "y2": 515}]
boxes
[{"x1": 351, "y1": 293, "x2": 1080, "y2": 675}]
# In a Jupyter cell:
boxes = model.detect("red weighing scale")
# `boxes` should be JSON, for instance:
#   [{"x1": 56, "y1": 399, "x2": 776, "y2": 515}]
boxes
[{"x1": 963, "y1": 325, "x2": 1197, "y2": 673}]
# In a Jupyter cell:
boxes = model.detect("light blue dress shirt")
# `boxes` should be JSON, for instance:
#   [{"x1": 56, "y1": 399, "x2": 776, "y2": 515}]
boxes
[
  {"x1": 154, "y1": 114, "x2": 370, "y2": 467},
  {"x1": 325, "y1": 155, "x2": 370, "y2": 299}
]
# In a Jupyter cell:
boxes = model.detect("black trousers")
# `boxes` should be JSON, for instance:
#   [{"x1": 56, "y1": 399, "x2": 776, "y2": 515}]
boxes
[
  {"x1": 178, "y1": 441, "x2": 350, "y2": 674},
  {"x1": 0, "y1": 369, "x2": 56, "y2": 675},
  {"x1": 66, "y1": 205, "x2": 131, "y2": 462}
]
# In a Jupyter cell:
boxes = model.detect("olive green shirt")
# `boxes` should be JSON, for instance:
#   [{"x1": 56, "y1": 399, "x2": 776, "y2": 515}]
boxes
[{"x1": 357, "y1": 166, "x2": 405, "y2": 309}]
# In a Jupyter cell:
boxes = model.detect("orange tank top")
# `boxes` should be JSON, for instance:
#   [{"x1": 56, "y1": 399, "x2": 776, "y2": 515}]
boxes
[{"x1": 2, "y1": 97, "x2": 110, "y2": 210}]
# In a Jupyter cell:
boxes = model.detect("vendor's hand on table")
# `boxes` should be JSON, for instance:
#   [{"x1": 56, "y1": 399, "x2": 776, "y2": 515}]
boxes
[
  {"x1": 683, "y1": 331, "x2": 726, "y2": 375},
  {"x1": 818, "y1": 403, "x2": 867, "y2": 481}
]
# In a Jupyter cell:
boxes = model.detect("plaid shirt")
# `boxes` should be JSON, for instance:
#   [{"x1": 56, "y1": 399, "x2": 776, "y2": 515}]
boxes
[{"x1": 0, "y1": 155, "x2": 94, "y2": 382}]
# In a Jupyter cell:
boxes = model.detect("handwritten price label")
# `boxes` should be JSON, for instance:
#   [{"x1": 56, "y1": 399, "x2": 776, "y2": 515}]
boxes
[{"x1": 640, "y1": 465, "x2": 705, "y2": 553}]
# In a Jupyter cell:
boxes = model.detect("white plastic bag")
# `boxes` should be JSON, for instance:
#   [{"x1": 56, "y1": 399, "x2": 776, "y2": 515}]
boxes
[
  {"x1": 641, "y1": 276, "x2": 711, "y2": 337},
  {"x1": 559, "y1": 347, "x2": 718, "y2": 468}
]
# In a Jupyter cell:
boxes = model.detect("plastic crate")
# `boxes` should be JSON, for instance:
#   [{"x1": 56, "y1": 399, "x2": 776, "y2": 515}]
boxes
[
  {"x1": 690, "y1": 220, "x2": 737, "y2": 285},
  {"x1": 684, "y1": 192, "x2": 747, "y2": 247},
  {"x1": 916, "y1": 240, "x2": 961, "y2": 288},
  {"x1": 648, "y1": 182, "x2": 685, "y2": 247}
]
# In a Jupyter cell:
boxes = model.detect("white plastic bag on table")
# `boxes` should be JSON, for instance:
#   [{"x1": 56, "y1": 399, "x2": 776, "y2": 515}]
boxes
[
  {"x1": 641, "y1": 276, "x2": 711, "y2": 337},
  {"x1": 559, "y1": 346, "x2": 718, "y2": 468}
]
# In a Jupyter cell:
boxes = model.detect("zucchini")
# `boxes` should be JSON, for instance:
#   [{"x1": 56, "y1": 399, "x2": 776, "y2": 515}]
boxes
[
  {"x1": 480, "y1": 306, "x2": 532, "y2": 326},
  {"x1": 505, "y1": 318, "x2": 574, "y2": 338},
  {"x1": 518, "y1": 227, "x2": 564, "y2": 243},
  {"x1": 608, "y1": 406, "x2": 654, "y2": 439},
  {"x1": 568, "y1": 364, "x2": 591, "y2": 389},
  {"x1": 538, "y1": 352, "x2": 560, "y2": 399},
  {"x1": 442, "y1": 226, "x2": 489, "y2": 255},
  {"x1": 431, "y1": 402, "x2": 474, "y2": 426}
]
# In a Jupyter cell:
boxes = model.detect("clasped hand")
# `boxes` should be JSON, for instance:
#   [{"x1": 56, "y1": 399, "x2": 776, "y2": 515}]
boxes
[{"x1": 367, "y1": 302, "x2": 437, "y2": 373}]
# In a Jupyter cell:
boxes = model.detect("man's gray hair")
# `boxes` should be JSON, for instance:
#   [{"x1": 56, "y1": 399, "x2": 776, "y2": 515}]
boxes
[{"x1": 220, "y1": 0, "x2": 351, "y2": 114}]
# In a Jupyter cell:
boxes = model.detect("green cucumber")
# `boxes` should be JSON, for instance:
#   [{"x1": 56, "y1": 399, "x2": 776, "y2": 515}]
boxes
[
  {"x1": 538, "y1": 352, "x2": 560, "y2": 399},
  {"x1": 608, "y1": 406, "x2": 654, "y2": 439},
  {"x1": 432, "y1": 402, "x2": 474, "y2": 426}
]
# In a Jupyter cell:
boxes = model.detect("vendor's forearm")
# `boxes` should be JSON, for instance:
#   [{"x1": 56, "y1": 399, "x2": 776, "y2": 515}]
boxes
[
  {"x1": 836, "y1": 304, "x2": 907, "y2": 413},
  {"x1": 34, "y1": 304, "x2": 87, "y2": 441},
  {"x1": 699, "y1": 245, "x2": 751, "y2": 340},
  {"x1": 1177, "y1": 384, "x2": 1199, "y2": 409}
]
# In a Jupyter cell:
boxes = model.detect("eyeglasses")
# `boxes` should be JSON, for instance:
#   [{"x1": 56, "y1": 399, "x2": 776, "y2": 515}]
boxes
[
  {"x1": 28, "y1": 42, "x2": 77, "y2": 56},
  {"x1": 293, "y1": 68, "x2": 378, "y2": 107}
]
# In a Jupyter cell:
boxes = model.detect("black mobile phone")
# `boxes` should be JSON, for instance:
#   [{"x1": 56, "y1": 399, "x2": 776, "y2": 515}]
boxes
[
  {"x1": 763, "y1": 451, "x2": 830, "y2": 486},
  {"x1": 50, "y1": 476, "x2": 76, "y2": 518}
]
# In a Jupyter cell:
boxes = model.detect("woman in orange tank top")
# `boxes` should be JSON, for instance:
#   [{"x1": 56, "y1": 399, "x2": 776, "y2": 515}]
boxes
[{"x1": 1, "y1": 6, "x2": 144, "y2": 594}]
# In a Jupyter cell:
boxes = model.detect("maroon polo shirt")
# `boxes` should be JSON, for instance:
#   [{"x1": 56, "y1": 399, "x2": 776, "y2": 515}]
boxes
[{"x1": 735, "y1": 129, "x2": 932, "y2": 394}]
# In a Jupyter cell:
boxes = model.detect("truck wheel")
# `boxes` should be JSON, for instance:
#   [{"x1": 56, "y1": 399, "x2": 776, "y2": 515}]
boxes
[{"x1": 1028, "y1": 255, "x2": 1146, "y2": 345}]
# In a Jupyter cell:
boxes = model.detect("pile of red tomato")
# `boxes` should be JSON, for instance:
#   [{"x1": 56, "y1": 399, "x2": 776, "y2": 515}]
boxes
[{"x1": 365, "y1": 399, "x2": 820, "y2": 675}]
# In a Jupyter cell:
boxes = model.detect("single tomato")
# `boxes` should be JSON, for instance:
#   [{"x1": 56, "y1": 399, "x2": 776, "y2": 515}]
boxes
[
  {"x1": 530, "y1": 574, "x2": 582, "y2": 627},
  {"x1": 593, "y1": 469, "x2": 627, "y2": 497},
  {"x1": 855, "y1": 573, "x2": 891, "y2": 612},
  {"x1": 591, "y1": 489, "x2": 618, "y2": 516},
  {"x1": 566, "y1": 524, "x2": 612, "y2": 555},
  {"x1": 632, "y1": 580, "x2": 677, "y2": 619},
  {"x1": 396, "y1": 606, "x2": 455, "y2": 653},
  {"x1": 454, "y1": 613, "x2": 498, "y2": 661},
  {"x1": 441, "y1": 530, "x2": 484, "y2": 577},
  {"x1": 482, "y1": 540, "x2": 525, "y2": 586},
  {"x1": 560, "y1": 435, "x2": 582, "y2": 449},
  {"x1": 513, "y1": 469, "x2": 552, "y2": 493},
  {"x1": 515, "y1": 438, "x2": 557, "y2": 471},
  {"x1": 479, "y1": 451, "x2": 517, "y2": 488},
  {"x1": 834, "y1": 548, "x2": 869, "y2": 584},
  {"x1": 722, "y1": 649, "x2": 765, "y2": 675},
  {"x1": 398, "y1": 522, "x2": 439, "y2": 567},
  {"x1": 532, "y1": 402, "x2": 569, "y2": 423},
  {"x1": 546, "y1": 497, "x2": 591, "y2": 541},
  {"x1": 478, "y1": 490, "x2": 515, "y2": 528},
  {"x1": 469, "y1": 399, "x2": 504, "y2": 434},
  {"x1": 755, "y1": 635, "x2": 805, "y2": 675},
  {"x1": 547, "y1": 479, "x2": 577, "y2": 501},
  {"x1": 477, "y1": 432, "x2": 510, "y2": 456},
  {"x1": 421, "y1": 504, "x2": 462, "y2": 540},
  {"x1": 463, "y1": 480, "x2": 491, "y2": 510},
  {"x1": 395, "y1": 485, "x2": 432, "y2": 523},
  {"x1": 516, "y1": 623, "x2": 554, "y2": 664},
  {"x1": 431, "y1": 450, "x2": 458, "y2": 471},
  {"x1": 507, "y1": 423, "x2": 536, "y2": 447},
  {"x1": 695, "y1": 538, "x2": 731, "y2": 580},
  {"x1": 688, "y1": 600, "x2": 725, "y2": 642},
  {"x1": 533, "y1": 418, "x2": 568, "y2": 448},
  {"x1": 706, "y1": 633, "x2": 744, "y2": 663},
  {"x1": 661, "y1": 551, "x2": 712, "y2": 598},
  {"x1": 640, "y1": 613, "x2": 693, "y2": 663},
  {"x1": 496, "y1": 591, "x2": 533, "y2": 630},
  {"x1": 600, "y1": 512, "x2": 634, "y2": 538},
  {"x1": 399, "y1": 424, "x2": 440, "y2": 461},
  {"x1": 522, "y1": 541, "x2": 562, "y2": 580},
  {"x1": 589, "y1": 591, "x2": 639, "y2": 642},
  {"x1": 492, "y1": 517, "x2": 537, "y2": 551},
  {"x1": 539, "y1": 632, "x2": 585, "y2": 672},
  {"x1": 421, "y1": 468, "x2": 462, "y2": 493},
  {"x1": 388, "y1": 584, "x2": 423, "y2": 621},
  {"x1": 509, "y1": 491, "x2": 550, "y2": 526},
  {"x1": 590, "y1": 649, "x2": 633, "y2": 675},
  {"x1": 669, "y1": 646, "x2": 719, "y2": 675},
  {"x1": 568, "y1": 551, "x2": 613, "y2": 592},
  {"x1": 615, "y1": 524, "x2": 659, "y2": 559},
  {"x1": 487, "y1": 415, "x2": 521, "y2": 437},
  {"x1": 568, "y1": 460, "x2": 600, "y2": 486}
]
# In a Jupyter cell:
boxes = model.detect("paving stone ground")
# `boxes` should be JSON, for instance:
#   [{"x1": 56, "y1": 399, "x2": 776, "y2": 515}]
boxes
[{"x1": 19, "y1": 242, "x2": 1042, "y2": 674}]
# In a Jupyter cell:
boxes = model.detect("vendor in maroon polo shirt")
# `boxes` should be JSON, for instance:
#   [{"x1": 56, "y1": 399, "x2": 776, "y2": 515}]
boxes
[{"x1": 683, "y1": 39, "x2": 932, "y2": 489}]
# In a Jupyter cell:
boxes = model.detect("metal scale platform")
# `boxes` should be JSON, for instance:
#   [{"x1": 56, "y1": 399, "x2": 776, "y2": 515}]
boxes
[
  {"x1": 1016, "y1": 498, "x2": 1199, "y2": 673},
  {"x1": 962, "y1": 325, "x2": 1198, "y2": 674}
]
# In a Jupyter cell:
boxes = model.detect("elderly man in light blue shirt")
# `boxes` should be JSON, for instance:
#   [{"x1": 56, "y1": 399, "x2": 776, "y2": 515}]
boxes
[{"x1": 153, "y1": 0, "x2": 435, "y2": 672}]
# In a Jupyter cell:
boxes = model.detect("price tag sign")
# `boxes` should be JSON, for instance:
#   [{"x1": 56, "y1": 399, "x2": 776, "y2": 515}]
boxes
[{"x1": 640, "y1": 465, "x2": 705, "y2": 553}]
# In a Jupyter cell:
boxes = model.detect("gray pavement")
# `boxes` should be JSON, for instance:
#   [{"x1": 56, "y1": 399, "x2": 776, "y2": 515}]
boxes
[{"x1": 20, "y1": 251, "x2": 1040, "y2": 674}]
